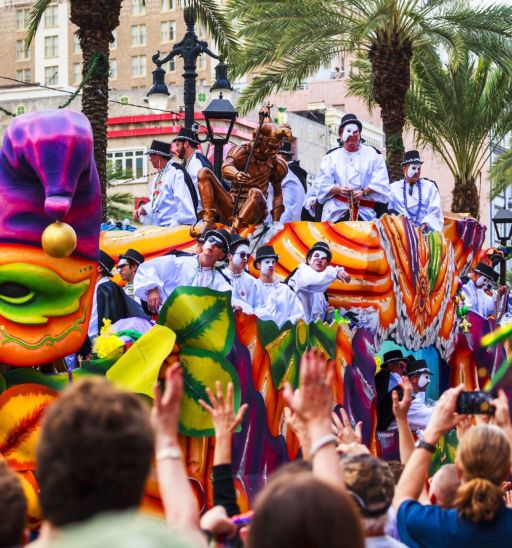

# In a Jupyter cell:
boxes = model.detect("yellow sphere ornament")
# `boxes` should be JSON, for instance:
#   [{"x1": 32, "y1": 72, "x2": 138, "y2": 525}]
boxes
[{"x1": 41, "y1": 221, "x2": 77, "y2": 258}]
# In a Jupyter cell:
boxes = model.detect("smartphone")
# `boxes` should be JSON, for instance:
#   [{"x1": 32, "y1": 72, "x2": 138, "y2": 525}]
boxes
[{"x1": 456, "y1": 391, "x2": 495, "y2": 415}]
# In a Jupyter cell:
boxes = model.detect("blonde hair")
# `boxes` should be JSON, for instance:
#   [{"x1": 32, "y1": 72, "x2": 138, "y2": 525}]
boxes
[{"x1": 454, "y1": 425, "x2": 510, "y2": 522}]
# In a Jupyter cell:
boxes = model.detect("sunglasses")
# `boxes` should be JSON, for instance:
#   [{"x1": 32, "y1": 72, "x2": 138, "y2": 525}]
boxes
[
  {"x1": 117, "y1": 264, "x2": 130, "y2": 270},
  {"x1": 235, "y1": 251, "x2": 251, "y2": 259},
  {"x1": 205, "y1": 236, "x2": 225, "y2": 249}
]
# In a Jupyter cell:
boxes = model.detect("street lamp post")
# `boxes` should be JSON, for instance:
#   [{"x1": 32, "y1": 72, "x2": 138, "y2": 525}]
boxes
[
  {"x1": 492, "y1": 208, "x2": 512, "y2": 286},
  {"x1": 147, "y1": 7, "x2": 219, "y2": 128},
  {"x1": 203, "y1": 63, "x2": 238, "y2": 180}
]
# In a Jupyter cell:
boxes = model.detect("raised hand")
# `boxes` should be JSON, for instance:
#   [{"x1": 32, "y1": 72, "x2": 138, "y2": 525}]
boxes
[
  {"x1": 332, "y1": 407, "x2": 362, "y2": 445},
  {"x1": 392, "y1": 376, "x2": 413, "y2": 422}
]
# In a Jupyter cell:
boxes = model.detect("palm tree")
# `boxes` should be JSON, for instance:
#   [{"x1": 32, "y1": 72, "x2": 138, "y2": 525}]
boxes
[
  {"x1": 105, "y1": 167, "x2": 135, "y2": 221},
  {"x1": 227, "y1": 0, "x2": 512, "y2": 180},
  {"x1": 25, "y1": 0, "x2": 237, "y2": 221},
  {"x1": 490, "y1": 148, "x2": 512, "y2": 199},
  {"x1": 405, "y1": 51, "x2": 512, "y2": 218}
]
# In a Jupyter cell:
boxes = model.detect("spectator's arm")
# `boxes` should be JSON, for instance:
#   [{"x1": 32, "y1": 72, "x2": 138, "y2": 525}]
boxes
[
  {"x1": 152, "y1": 364, "x2": 200, "y2": 531},
  {"x1": 199, "y1": 382, "x2": 248, "y2": 516},
  {"x1": 393, "y1": 384, "x2": 464, "y2": 511},
  {"x1": 391, "y1": 377, "x2": 415, "y2": 463},
  {"x1": 284, "y1": 348, "x2": 344, "y2": 491}
]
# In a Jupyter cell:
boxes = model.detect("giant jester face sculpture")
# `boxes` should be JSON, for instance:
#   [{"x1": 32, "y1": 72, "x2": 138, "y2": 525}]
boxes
[{"x1": 0, "y1": 110, "x2": 101, "y2": 366}]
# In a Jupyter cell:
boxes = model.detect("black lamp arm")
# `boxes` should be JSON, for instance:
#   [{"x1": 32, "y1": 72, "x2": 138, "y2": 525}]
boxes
[{"x1": 153, "y1": 46, "x2": 182, "y2": 68}]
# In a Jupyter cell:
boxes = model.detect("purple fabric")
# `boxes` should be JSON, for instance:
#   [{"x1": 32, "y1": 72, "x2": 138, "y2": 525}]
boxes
[{"x1": 0, "y1": 109, "x2": 101, "y2": 259}]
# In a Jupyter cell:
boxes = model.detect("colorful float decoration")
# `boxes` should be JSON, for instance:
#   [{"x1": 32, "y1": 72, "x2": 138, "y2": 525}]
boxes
[{"x1": 0, "y1": 109, "x2": 505, "y2": 523}]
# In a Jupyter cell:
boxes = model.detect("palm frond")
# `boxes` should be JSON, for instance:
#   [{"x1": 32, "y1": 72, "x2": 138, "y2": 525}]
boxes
[
  {"x1": 25, "y1": 0, "x2": 52, "y2": 49},
  {"x1": 346, "y1": 51, "x2": 376, "y2": 110},
  {"x1": 490, "y1": 148, "x2": 512, "y2": 199}
]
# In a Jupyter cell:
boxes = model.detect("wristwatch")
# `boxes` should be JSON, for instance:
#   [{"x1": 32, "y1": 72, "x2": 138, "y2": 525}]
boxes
[{"x1": 414, "y1": 438, "x2": 436, "y2": 453}]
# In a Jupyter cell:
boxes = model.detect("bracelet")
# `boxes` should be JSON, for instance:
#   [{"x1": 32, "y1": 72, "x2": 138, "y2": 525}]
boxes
[
  {"x1": 309, "y1": 434, "x2": 338, "y2": 458},
  {"x1": 156, "y1": 446, "x2": 182, "y2": 461}
]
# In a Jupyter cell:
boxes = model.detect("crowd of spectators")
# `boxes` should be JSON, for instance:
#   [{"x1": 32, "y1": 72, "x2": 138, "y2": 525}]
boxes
[{"x1": 2, "y1": 349, "x2": 512, "y2": 547}]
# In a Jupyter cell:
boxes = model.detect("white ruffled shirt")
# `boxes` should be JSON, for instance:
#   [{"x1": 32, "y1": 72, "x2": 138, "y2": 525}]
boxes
[
  {"x1": 256, "y1": 279, "x2": 305, "y2": 328},
  {"x1": 463, "y1": 279, "x2": 496, "y2": 318},
  {"x1": 134, "y1": 254, "x2": 232, "y2": 310},
  {"x1": 266, "y1": 165, "x2": 306, "y2": 222},
  {"x1": 185, "y1": 150, "x2": 204, "y2": 211},
  {"x1": 287, "y1": 263, "x2": 341, "y2": 323},
  {"x1": 388, "y1": 178, "x2": 443, "y2": 232},
  {"x1": 315, "y1": 145, "x2": 390, "y2": 221},
  {"x1": 140, "y1": 161, "x2": 196, "y2": 227},
  {"x1": 222, "y1": 268, "x2": 271, "y2": 318}
]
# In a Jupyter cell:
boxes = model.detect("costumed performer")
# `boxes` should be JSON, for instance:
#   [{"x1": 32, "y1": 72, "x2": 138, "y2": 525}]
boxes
[
  {"x1": 222, "y1": 234, "x2": 270, "y2": 318},
  {"x1": 462, "y1": 261, "x2": 505, "y2": 318},
  {"x1": 134, "y1": 228, "x2": 235, "y2": 313},
  {"x1": 287, "y1": 241, "x2": 350, "y2": 323},
  {"x1": 254, "y1": 245, "x2": 305, "y2": 328},
  {"x1": 117, "y1": 248, "x2": 145, "y2": 302},
  {"x1": 315, "y1": 114, "x2": 390, "y2": 222},
  {"x1": 133, "y1": 140, "x2": 197, "y2": 227},
  {"x1": 388, "y1": 150, "x2": 443, "y2": 233}
]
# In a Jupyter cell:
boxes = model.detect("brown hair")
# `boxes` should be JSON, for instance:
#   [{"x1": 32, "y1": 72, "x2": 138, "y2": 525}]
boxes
[
  {"x1": 247, "y1": 473, "x2": 364, "y2": 548},
  {"x1": 0, "y1": 459, "x2": 27, "y2": 547},
  {"x1": 454, "y1": 425, "x2": 510, "y2": 522},
  {"x1": 37, "y1": 378, "x2": 153, "y2": 526}
]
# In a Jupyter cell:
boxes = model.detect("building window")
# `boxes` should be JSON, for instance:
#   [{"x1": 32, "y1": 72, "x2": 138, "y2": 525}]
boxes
[
  {"x1": 131, "y1": 0, "x2": 146, "y2": 15},
  {"x1": 111, "y1": 29, "x2": 117, "y2": 50},
  {"x1": 161, "y1": 21, "x2": 176, "y2": 43},
  {"x1": 164, "y1": 58, "x2": 176, "y2": 73},
  {"x1": 72, "y1": 62, "x2": 82, "y2": 85},
  {"x1": 44, "y1": 35, "x2": 59, "y2": 58},
  {"x1": 107, "y1": 149, "x2": 147, "y2": 181},
  {"x1": 44, "y1": 66, "x2": 59, "y2": 85},
  {"x1": 16, "y1": 9, "x2": 29, "y2": 31},
  {"x1": 131, "y1": 24, "x2": 146, "y2": 46},
  {"x1": 73, "y1": 34, "x2": 81, "y2": 54},
  {"x1": 131, "y1": 55, "x2": 146, "y2": 77},
  {"x1": 110, "y1": 59, "x2": 117, "y2": 80},
  {"x1": 162, "y1": 0, "x2": 174, "y2": 11},
  {"x1": 16, "y1": 68, "x2": 31, "y2": 82},
  {"x1": 44, "y1": 5, "x2": 59, "y2": 28},
  {"x1": 16, "y1": 39, "x2": 30, "y2": 61},
  {"x1": 198, "y1": 55, "x2": 207, "y2": 71}
]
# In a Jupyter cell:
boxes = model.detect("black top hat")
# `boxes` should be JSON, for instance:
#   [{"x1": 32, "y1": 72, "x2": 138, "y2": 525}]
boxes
[
  {"x1": 118, "y1": 248, "x2": 145, "y2": 266},
  {"x1": 473, "y1": 262, "x2": 499, "y2": 284},
  {"x1": 254, "y1": 245, "x2": 279, "y2": 267},
  {"x1": 306, "y1": 241, "x2": 332, "y2": 262},
  {"x1": 99, "y1": 250, "x2": 116, "y2": 277},
  {"x1": 401, "y1": 150, "x2": 424, "y2": 166},
  {"x1": 229, "y1": 233, "x2": 250, "y2": 253},
  {"x1": 278, "y1": 141, "x2": 293, "y2": 156},
  {"x1": 382, "y1": 349, "x2": 404, "y2": 366},
  {"x1": 406, "y1": 359, "x2": 433, "y2": 377},
  {"x1": 173, "y1": 127, "x2": 201, "y2": 145},
  {"x1": 203, "y1": 228, "x2": 231, "y2": 255},
  {"x1": 339, "y1": 113, "x2": 362, "y2": 134},
  {"x1": 145, "y1": 140, "x2": 172, "y2": 158}
]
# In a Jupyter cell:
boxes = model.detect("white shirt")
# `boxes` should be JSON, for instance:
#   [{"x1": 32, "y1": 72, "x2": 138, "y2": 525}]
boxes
[
  {"x1": 185, "y1": 150, "x2": 204, "y2": 211},
  {"x1": 140, "y1": 161, "x2": 196, "y2": 227},
  {"x1": 88, "y1": 276, "x2": 110, "y2": 339},
  {"x1": 134, "y1": 254, "x2": 232, "y2": 310},
  {"x1": 463, "y1": 279, "x2": 496, "y2": 318},
  {"x1": 256, "y1": 279, "x2": 305, "y2": 328},
  {"x1": 315, "y1": 145, "x2": 390, "y2": 221},
  {"x1": 288, "y1": 263, "x2": 341, "y2": 323},
  {"x1": 388, "y1": 178, "x2": 443, "y2": 232},
  {"x1": 223, "y1": 268, "x2": 271, "y2": 318},
  {"x1": 408, "y1": 391, "x2": 434, "y2": 431},
  {"x1": 266, "y1": 165, "x2": 306, "y2": 222}
]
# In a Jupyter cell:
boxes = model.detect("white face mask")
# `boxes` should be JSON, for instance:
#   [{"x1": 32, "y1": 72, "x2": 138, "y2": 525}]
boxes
[
  {"x1": 475, "y1": 275, "x2": 487, "y2": 288},
  {"x1": 232, "y1": 244, "x2": 250, "y2": 266},
  {"x1": 311, "y1": 250, "x2": 328, "y2": 261},
  {"x1": 418, "y1": 373, "x2": 430, "y2": 388},
  {"x1": 342, "y1": 123, "x2": 359, "y2": 142},
  {"x1": 260, "y1": 258, "x2": 276, "y2": 275},
  {"x1": 407, "y1": 164, "x2": 421, "y2": 178}
]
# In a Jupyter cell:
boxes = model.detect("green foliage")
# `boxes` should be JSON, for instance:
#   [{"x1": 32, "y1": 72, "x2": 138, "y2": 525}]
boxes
[
  {"x1": 227, "y1": 0, "x2": 512, "y2": 115},
  {"x1": 490, "y1": 148, "x2": 512, "y2": 199},
  {"x1": 406, "y1": 50, "x2": 512, "y2": 190},
  {"x1": 105, "y1": 167, "x2": 134, "y2": 221}
]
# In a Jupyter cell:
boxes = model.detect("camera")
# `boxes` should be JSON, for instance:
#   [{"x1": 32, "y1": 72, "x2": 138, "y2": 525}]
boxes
[{"x1": 456, "y1": 391, "x2": 495, "y2": 415}]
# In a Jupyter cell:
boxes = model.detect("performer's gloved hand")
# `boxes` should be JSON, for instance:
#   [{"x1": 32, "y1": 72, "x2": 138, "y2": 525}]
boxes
[
  {"x1": 235, "y1": 171, "x2": 252, "y2": 184},
  {"x1": 336, "y1": 268, "x2": 351, "y2": 283},
  {"x1": 148, "y1": 287, "x2": 161, "y2": 313}
]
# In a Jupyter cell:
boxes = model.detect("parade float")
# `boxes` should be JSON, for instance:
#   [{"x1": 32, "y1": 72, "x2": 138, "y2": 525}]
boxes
[{"x1": 0, "y1": 110, "x2": 505, "y2": 523}]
